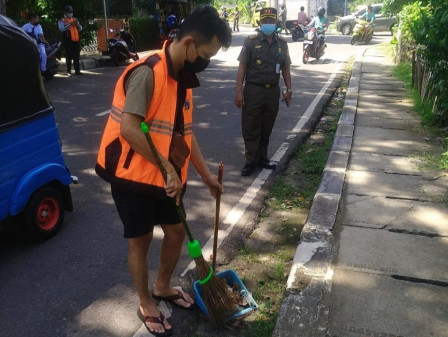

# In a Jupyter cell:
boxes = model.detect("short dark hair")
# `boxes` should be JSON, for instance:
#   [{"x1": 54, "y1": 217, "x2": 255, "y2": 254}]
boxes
[
  {"x1": 28, "y1": 13, "x2": 38, "y2": 20},
  {"x1": 177, "y1": 6, "x2": 232, "y2": 49}
]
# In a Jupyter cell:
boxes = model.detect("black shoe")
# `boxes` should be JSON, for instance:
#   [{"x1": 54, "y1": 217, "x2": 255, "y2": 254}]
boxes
[
  {"x1": 258, "y1": 159, "x2": 277, "y2": 170},
  {"x1": 241, "y1": 164, "x2": 255, "y2": 176},
  {"x1": 75, "y1": 72, "x2": 83, "y2": 75}
]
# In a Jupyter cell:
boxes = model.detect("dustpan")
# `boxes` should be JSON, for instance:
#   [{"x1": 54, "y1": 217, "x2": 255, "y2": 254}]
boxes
[{"x1": 193, "y1": 163, "x2": 258, "y2": 321}]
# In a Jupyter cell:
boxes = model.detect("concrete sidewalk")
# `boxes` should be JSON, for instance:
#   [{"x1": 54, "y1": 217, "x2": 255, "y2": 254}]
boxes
[{"x1": 274, "y1": 47, "x2": 448, "y2": 337}]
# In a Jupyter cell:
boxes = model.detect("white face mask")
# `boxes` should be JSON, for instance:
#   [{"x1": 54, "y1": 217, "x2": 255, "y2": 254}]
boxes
[{"x1": 66, "y1": 13, "x2": 73, "y2": 18}]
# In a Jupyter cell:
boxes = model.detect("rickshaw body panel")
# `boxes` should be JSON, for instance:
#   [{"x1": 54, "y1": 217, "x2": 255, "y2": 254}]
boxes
[
  {"x1": 0, "y1": 15, "x2": 73, "y2": 236},
  {"x1": 0, "y1": 112, "x2": 73, "y2": 221}
]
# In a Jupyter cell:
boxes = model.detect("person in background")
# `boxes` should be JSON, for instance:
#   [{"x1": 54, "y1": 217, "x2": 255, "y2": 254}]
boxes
[
  {"x1": 235, "y1": 7, "x2": 292, "y2": 176},
  {"x1": 58, "y1": 5, "x2": 83, "y2": 77},
  {"x1": 297, "y1": 6, "x2": 310, "y2": 26},
  {"x1": 221, "y1": 8, "x2": 229, "y2": 22},
  {"x1": 361, "y1": 5, "x2": 375, "y2": 24},
  {"x1": 305, "y1": 6, "x2": 328, "y2": 48},
  {"x1": 157, "y1": 9, "x2": 166, "y2": 33},
  {"x1": 22, "y1": 13, "x2": 48, "y2": 74},
  {"x1": 232, "y1": 7, "x2": 240, "y2": 32},
  {"x1": 278, "y1": 5, "x2": 289, "y2": 34},
  {"x1": 166, "y1": 10, "x2": 178, "y2": 30}
]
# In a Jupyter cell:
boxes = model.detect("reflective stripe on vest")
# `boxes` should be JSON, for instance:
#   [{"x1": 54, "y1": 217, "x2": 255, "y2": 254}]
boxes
[
  {"x1": 62, "y1": 17, "x2": 79, "y2": 42},
  {"x1": 96, "y1": 42, "x2": 193, "y2": 196}
]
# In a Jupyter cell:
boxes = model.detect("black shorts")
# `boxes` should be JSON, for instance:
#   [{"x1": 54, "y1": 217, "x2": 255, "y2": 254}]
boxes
[{"x1": 111, "y1": 185, "x2": 185, "y2": 238}]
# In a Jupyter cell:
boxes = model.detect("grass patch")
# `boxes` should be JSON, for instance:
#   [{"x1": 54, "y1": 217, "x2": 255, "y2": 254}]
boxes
[
  {"x1": 267, "y1": 111, "x2": 339, "y2": 211},
  {"x1": 393, "y1": 62, "x2": 448, "y2": 171}
]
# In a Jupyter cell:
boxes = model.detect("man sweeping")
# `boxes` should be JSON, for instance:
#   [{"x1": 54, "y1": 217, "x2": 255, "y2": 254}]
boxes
[{"x1": 95, "y1": 6, "x2": 231, "y2": 336}]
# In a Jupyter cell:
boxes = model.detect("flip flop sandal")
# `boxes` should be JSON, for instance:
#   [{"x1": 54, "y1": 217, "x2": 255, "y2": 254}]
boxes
[
  {"x1": 137, "y1": 308, "x2": 173, "y2": 337},
  {"x1": 152, "y1": 289, "x2": 196, "y2": 310}
]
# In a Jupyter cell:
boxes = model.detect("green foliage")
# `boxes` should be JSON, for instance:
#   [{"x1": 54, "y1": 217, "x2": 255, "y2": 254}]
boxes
[
  {"x1": 396, "y1": 1, "x2": 448, "y2": 124},
  {"x1": 129, "y1": 16, "x2": 158, "y2": 51},
  {"x1": 213, "y1": 0, "x2": 253, "y2": 23}
]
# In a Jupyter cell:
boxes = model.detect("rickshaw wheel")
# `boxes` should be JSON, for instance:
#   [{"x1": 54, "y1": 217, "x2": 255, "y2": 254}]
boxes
[{"x1": 23, "y1": 186, "x2": 65, "y2": 241}]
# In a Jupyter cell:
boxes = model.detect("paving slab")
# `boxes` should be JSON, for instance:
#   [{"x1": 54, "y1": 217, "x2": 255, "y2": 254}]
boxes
[
  {"x1": 361, "y1": 72, "x2": 397, "y2": 80},
  {"x1": 359, "y1": 94, "x2": 411, "y2": 103},
  {"x1": 348, "y1": 152, "x2": 422, "y2": 175},
  {"x1": 361, "y1": 65, "x2": 393, "y2": 74},
  {"x1": 336, "y1": 226, "x2": 448, "y2": 281},
  {"x1": 360, "y1": 91, "x2": 407, "y2": 98},
  {"x1": 355, "y1": 115, "x2": 420, "y2": 129},
  {"x1": 341, "y1": 194, "x2": 448, "y2": 236},
  {"x1": 345, "y1": 170, "x2": 448, "y2": 201},
  {"x1": 326, "y1": 270, "x2": 448, "y2": 337},
  {"x1": 359, "y1": 77, "x2": 405, "y2": 86},
  {"x1": 360, "y1": 84, "x2": 407, "y2": 92},
  {"x1": 352, "y1": 133, "x2": 432, "y2": 156},
  {"x1": 356, "y1": 106, "x2": 417, "y2": 120},
  {"x1": 353, "y1": 125, "x2": 428, "y2": 142}
]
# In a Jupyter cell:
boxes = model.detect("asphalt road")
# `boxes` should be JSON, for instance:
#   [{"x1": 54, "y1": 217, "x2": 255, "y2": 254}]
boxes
[{"x1": 0, "y1": 28, "x2": 390, "y2": 337}]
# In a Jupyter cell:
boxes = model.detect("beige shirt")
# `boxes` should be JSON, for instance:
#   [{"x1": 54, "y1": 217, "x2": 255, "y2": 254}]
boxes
[{"x1": 123, "y1": 66, "x2": 154, "y2": 119}]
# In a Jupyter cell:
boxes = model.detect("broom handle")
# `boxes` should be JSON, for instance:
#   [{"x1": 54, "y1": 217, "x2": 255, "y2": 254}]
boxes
[
  {"x1": 212, "y1": 162, "x2": 223, "y2": 271},
  {"x1": 141, "y1": 123, "x2": 194, "y2": 243}
]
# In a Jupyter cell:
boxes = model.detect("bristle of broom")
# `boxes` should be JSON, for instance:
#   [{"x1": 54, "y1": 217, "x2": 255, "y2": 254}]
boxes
[{"x1": 194, "y1": 255, "x2": 239, "y2": 326}]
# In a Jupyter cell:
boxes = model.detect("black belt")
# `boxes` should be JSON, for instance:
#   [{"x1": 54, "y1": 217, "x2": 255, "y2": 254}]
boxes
[{"x1": 247, "y1": 82, "x2": 278, "y2": 88}]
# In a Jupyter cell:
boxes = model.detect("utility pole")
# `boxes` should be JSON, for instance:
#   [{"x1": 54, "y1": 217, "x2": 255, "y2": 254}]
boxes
[{"x1": 103, "y1": 0, "x2": 108, "y2": 48}]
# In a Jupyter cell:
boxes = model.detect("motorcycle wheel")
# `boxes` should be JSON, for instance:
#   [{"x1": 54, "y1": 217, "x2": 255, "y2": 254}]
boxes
[
  {"x1": 350, "y1": 35, "x2": 358, "y2": 45},
  {"x1": 366, "y1": 32, "x2": 373, "y2": 44},
  {"x1": 302, "y1": 48, "x2": 310, "y2": 64},
  {"x1": 111, "y1": 51, "x2": 127, "y2": 66},
  {"x1": 292, "y1": 31, "x2": 299, "y2": 42},
  {"x1": 43, "y1": 71, "x2": 54, "y2": 80}
]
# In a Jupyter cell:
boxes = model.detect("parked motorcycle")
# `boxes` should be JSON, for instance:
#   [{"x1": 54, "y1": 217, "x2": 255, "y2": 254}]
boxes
[
  {"x1": 291, "y1": 21, "x2": 307, "y2": 41},
  {"x1": 351, "y1": 20, "x2": 373, "y2": 45},
  {"x1": 107, "y1": 28, "x2": 139, "y2": 66},
  {"x1": 302, "y1": 27, "x2": 327, "y2": 64},
  {"x1": 43, "y1": 38, "x2": 62, "y2": 80}
]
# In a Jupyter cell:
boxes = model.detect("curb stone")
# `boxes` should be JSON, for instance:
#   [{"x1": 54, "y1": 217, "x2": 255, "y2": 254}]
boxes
[{"x1": 273, "y1": 50, "x2": 364, "y2": 337}]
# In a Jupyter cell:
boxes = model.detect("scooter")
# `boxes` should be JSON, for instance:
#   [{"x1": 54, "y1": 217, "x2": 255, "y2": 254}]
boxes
[
  {"x1": 107, "y1": 28, "x2": 139, "y2": 66},
  {"x1": 351, "y1": 20, "x2": 373, "y2": 45},
  {"x1": 43, "y1": 38, "x2": 62, "y2": 80},
  {"x1": 302, "y1": 27, "x2": 327, "y2": 64},
  {"x1": 291, "y1": 21, "x2": 307, "y2": 41}
]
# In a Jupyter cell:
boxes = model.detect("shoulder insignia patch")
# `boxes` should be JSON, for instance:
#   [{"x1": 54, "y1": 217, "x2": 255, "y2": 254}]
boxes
[{"x1": 145, "y1": 54, "x2": 162, "y2": 68}]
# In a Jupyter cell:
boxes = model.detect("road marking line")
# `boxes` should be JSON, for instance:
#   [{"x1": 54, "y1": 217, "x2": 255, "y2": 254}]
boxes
[
  {"x1": 96, "y1": 109, "x2": 110, "y2": 116},
  {"x1": 180, "y1": 61, "x2": 343, "y2": 277}
]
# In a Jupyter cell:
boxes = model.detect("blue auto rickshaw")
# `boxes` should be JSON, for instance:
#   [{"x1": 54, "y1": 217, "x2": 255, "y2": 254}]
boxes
[{"x1": 0, "y1": 15, "x2": 73, "y2": 241}]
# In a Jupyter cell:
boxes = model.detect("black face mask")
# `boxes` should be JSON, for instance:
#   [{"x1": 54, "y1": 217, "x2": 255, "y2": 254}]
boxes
[
  {"x1": 184, "y1": 42, "x2": 210, "y2": 73},
  {"x1": 33, "y1": 22, "x2": 39, "y2": 26}
]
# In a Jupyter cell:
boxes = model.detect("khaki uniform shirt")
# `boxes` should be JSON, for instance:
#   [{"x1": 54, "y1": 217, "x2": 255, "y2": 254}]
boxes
[{"x1": 238, "y1": 32, "x2": 291, "y2": 86}]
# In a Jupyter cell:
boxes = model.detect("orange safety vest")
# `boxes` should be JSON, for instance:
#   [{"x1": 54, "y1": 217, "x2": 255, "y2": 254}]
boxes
[
  {"x1": 95, "y1": 42, "x2": 193, "y2": 197},
  {"x1": 61, "y1": 17, "x2": 79, "y2": 42}
]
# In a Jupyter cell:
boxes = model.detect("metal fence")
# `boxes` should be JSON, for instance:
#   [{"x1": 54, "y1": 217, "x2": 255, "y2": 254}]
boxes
[{"x1": 81, "y1": 41, "x2": 99, "y2": 54}]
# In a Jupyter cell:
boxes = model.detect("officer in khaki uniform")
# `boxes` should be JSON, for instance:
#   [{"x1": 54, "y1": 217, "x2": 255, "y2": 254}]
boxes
[{"x1": 235, "y1": 7, "x2": 292, "y2": 176}]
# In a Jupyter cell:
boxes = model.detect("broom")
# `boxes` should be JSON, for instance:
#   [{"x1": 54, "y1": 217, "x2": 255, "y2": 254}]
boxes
[
  {"x1": 140, "y1": 122, "x2": 238, "y2": 326},
  {"x1": 212, "y1": 162, "x2": 223, "y2": 272}
]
